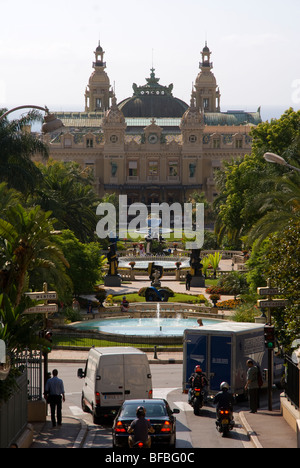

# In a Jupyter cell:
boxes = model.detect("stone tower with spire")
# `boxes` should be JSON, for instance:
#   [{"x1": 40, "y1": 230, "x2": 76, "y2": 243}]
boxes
[
  {"x1": 84, "y1": 42, "x2": 113, "y2": 112},
  {"x1": 193, "y1": 43, "x2": 221, "y2": 113}
]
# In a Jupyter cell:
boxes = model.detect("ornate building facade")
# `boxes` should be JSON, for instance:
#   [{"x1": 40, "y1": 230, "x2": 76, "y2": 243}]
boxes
[{"x1": 42, "y1": 42, "x2": 261, "y2": 203}]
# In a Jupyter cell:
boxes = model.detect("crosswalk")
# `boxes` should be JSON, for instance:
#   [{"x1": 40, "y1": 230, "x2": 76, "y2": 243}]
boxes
[
  {"x1": 173, "y1": 401, "x2": 193, "y2": 412},
  {"x1": 69, "y1": 405, "x2": 85, "y2": 416}
]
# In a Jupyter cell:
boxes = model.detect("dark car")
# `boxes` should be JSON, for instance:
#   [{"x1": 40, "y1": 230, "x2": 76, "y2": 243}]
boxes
[{"x1": 112, "y1": 399, "x2": 180, "y2": 448}]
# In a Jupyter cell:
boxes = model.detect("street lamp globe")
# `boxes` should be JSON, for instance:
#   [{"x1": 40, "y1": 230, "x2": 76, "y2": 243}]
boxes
[
  {"x1": 41, "y1": 111, "x2": 63, "y2": 133},
  {"x1": 264, "y1": 152, "x2": 300, "y2": 173},
  {"x1": 263, "y1": 152, "x2": 288, "y2": 166},
  {"x1": 0, "y1": 105, "x2": 63, "y2": 134}
]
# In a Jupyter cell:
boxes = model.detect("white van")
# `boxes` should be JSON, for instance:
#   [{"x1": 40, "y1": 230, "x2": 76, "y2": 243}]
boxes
[{"x1": 77, "y1": 347, "x2": 152, "y2": 423}]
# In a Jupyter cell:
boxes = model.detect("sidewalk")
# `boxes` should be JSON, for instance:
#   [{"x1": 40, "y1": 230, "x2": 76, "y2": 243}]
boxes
[
  {"x1": 28, "y1": 349, "x2": 298, "y2": 449},
  {"x1": 30, "y1": 407, "x2": 298, "y2": 449},
  {"x1": 30, "y1": 417, "x2": 86, "y2": 448},
  {"x1": 239, "y1": 409, "x2": 297, "y2": 449}
]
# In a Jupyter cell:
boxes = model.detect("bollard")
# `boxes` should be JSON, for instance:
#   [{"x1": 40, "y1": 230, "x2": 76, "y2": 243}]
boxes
[{"x1": 154, "y1": 346, "x2": 158, "y2": 359}]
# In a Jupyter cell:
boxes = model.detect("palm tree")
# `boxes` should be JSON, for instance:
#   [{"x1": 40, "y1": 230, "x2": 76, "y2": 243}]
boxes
[
  {"x1": 247, "y1": 172, "x2": 300, "y2": 247},
  {"x1": 208, "y1": 252, "x2": 222, "y2": 278},
  {"x1": 0, "y1": 109, "x2": 48, "y2": 194},
  {"x1": 32, "y1": 161, "x2": 100, "y2": 242},
  {"x1": 218, "y1": 271, "x2": 249, "y2": 299},
  {"x1": 0, "y1": 204, "x2": 69, "y2": 306},
  {"x1": 0, "y1": 292, "x2": 46, "y2": 353},
  {"x1": 0, "y1": 182, "x2": 21, "y2": 215}
]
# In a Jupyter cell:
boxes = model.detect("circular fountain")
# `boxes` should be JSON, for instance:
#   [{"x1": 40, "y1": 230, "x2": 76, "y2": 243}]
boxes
[{"x1": 69, "y1": 303, "x2": 223, "y2": 345}]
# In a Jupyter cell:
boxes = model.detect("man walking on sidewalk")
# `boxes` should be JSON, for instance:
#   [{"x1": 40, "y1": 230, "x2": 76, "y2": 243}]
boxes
[
  {"x1": 245, "y1": 360, "x2": 259, "y2": 413},
  {"x1": 45, "y1": 369, "x2": 65, "y2": 427}
]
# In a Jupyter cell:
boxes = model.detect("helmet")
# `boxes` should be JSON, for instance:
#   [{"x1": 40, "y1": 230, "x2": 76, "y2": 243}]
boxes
[
  {"x1": 136, "y1": 406, "x2": 146, "y2": 417},
  {"x1": 194, "y1": 365, "x2": 202, "y2": 373},
  {"x1": 220, "y1": 382, "x2": 230, "y2": 391}
]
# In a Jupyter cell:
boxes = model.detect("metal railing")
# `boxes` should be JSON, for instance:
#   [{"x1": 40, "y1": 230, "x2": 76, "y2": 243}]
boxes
[
  {"x1": 285, "y1": 355, "x2": 299, "y2": 409},
  {"x1": 0, "y1": 372, "x2": 28, "y2": 448},
  {"x1": 12, "y1": 349, "x2": 43, "y2": 401}
]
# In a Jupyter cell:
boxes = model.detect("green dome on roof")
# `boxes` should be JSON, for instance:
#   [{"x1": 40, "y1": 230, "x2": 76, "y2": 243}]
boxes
[{"x1": 118, "y1": 69, "x2": 188, "y2": 118}]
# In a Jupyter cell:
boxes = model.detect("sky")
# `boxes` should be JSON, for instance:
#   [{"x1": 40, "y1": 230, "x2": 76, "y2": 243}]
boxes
[{"x1": 1, "y1": 0, "x2": 300, "y2": 121}]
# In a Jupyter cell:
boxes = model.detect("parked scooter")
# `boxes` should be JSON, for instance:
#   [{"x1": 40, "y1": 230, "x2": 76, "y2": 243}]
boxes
[{"x1": 216, "y1": 407, "x2": 234, "y2": 436}]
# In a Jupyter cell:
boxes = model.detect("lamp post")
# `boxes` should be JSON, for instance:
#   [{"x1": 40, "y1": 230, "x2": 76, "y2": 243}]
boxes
[
  {"x1": 264, "y1": 152, "x2": 300, "y2": 173},
  {"x1": 0, "y1": 105, "x2": 63, "y2": 134}
]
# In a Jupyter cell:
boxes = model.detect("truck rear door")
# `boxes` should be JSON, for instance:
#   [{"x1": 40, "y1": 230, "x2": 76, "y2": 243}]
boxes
[
  {"x1": 209, "y1": 335, "x2": 232, "y2": 392},
  {"x1": 185, "y1": 333, "x2": 208, "y2": 390}
]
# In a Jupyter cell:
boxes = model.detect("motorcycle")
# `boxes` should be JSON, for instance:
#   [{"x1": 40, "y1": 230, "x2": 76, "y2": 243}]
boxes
[
  {"x1": 129, "y1": 436, "x2": 152, "y2": 448},
  {"x1": 216, "y1": 407, "x2": 234, "y2": 437},
  {"x1": 189, "y1": 387, "x2": 204, "y2": 415},
  {"x1": 132, "y1": 440, "x2": 146, "y2": 448}
]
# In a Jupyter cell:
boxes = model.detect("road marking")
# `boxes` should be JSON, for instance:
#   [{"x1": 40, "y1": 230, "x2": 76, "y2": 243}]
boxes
[
  {"x1": 174, "y1": 401, "x2": 193, "y2": 412},
  {"x1": 69, "y1": 405, "x2": 85, "y2": 416},
  {"x1": 153, "y1": 387, "x2": 179, "y2": 399}
]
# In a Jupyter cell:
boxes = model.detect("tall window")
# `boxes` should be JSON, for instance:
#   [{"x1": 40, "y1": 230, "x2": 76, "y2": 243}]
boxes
[
  {"x1": 203, "y1": 98, "x2": 209, "y2": 110},
  {"x1": 128, "y1": 161, "x2": 138, "y2": 177},
  {"x1": 148, "y1": 161, "x2": 158, "y2": 175},
  {"x1": 169, "y1": 161, "x2": 178, "y2": 177}
]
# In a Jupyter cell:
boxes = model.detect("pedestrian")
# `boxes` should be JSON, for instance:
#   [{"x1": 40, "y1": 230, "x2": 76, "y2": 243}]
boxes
[
  {"x1": 121, "y1": 296, "x2": 129, "y2": 313},
  {"x1": 185, "y1": 272, "x2": 192, "y2": 290},
  {"x1": 245, "y1": 359, "x2": 259, "y2": 413},
  {"x1": 45, "y1": 369, "x2": 65, "y2": 427},
  {"x1": 72, "y1": 298, "x2": 80, "y2": 312}
]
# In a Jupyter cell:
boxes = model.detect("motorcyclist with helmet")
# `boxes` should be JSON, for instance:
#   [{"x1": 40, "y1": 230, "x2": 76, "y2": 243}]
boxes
[
  {"x1": 188, "y1": 365, "x2": 208, "y2": 404},
  {"x1": 214, "y1": 382, "x2": 235, "y2": 432},
  {"x1": 128, "y1": 406, "x2": 155, "y2": 448},
  {"x1": 214, "y1": 382, "x2": 234, "y2": 411}
]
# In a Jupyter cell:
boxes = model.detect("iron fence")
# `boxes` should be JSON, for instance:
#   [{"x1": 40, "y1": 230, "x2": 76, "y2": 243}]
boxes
[
  {"x1": 285, "y1": 354, "x2": 299, "y2": 409},
  {"x1": 12, "y1": 349, "x2": 43, "y2": 401},
  {"x1": 0, "y1": 372, "x2": 28, "y2": 448}
]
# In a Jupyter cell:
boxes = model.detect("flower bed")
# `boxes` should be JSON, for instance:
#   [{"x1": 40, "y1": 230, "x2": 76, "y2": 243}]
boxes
[{"x1": 216, "y1": 298, "x2": 242, "y2": 309}]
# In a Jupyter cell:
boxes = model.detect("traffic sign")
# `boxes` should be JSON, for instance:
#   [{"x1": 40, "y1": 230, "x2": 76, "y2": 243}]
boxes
[
  {"x1": 24, "y1": 304, "x2": 58, "y2": 315},
  {"x1": 257, "y1": 287, "x2": 279, "y2": 296},
  {"x1": 257, "y1": 299, "x2": 288, "y2": 308},
  {"x1": 25, "y1": 291, "x2": 57, "y2": 301}
]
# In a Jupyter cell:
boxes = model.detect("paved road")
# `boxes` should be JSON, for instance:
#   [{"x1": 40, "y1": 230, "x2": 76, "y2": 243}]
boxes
[{"x1": 56, "y1": 363, "x2": 253, "y2": 449}]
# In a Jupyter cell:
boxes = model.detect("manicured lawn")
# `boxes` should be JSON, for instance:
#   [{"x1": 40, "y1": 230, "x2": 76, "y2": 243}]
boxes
[
  {"x1": 53, "y1": 335, "x2": 182, "y2": 349},
  {"x1": 112, "y1": 292, "x2": 207, "y2": 304}
]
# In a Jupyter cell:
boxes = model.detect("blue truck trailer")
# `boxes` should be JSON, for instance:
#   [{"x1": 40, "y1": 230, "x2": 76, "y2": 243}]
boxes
[{"x1": 183, "y1": 322, "x2": 283, "y2": 395}]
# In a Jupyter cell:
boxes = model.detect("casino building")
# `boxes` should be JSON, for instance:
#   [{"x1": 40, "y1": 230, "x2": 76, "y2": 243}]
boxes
[{"x1": 42, "y1": 42, "x2": 261, "y2": 203}]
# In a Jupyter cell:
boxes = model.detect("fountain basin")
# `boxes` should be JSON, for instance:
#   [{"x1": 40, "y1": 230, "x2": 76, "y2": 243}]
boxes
[
  {"x1": 118, "y1": 256, "x2": 190, "y2": 270},
  {"x1": 70, "y1": 316, "x2": 222, "y2": 337},
  {"x1": 66, "y1": 302, "x2": 225, "y2": 346}
]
